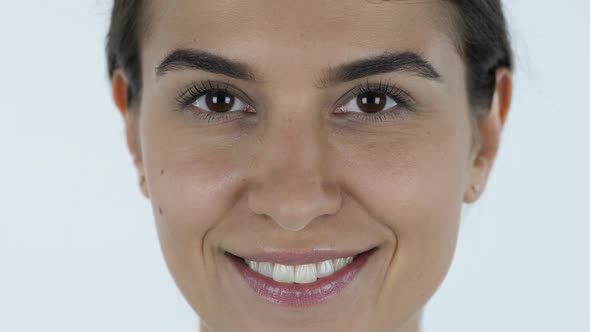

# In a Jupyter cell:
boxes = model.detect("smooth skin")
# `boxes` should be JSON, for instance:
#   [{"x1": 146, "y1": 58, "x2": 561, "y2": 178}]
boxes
[{"x1": 111, "y1": 1, "x2": 512, "y2": 331}]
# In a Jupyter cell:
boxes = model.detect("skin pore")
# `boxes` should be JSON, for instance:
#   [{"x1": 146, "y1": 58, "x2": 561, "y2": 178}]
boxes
[{"x1": 111, "y1": 1, "x2": 512, "y2": 331}]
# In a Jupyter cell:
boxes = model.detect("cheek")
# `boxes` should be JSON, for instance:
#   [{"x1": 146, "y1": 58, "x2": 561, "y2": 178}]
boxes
[
  {"x1": 141, "y1": 128, "x2": 244, "y2": 276},
  {"x1": 340, "y1": 117, "x2": 469, "y2": 236},
  {"x1": 339, "y1": 118, "x2": 469, "y2": 312}
]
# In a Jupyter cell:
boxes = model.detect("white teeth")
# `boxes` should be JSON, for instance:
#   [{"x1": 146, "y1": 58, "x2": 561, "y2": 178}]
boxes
[
  {"x1": 257, "y1": 262, "x2": 274, "y2": 278},
  {"x1": 272, "y1": 263, "x2": 295, "y2": 283},
  {"x1": 316, "y1": 259, "x2": 335, "y2": 278},
  {"x1": 247, "y1": 260, "x2": 258, "y2": 271},
  {"x1": 294, "y1": 264, "x2": 317, "y2": 284},
  {"x1": 333, "y1": 258, "x2": 347, "y2": 271},
  {"x1": 243, "y1": 255, "x2": 356, "y2": 284}
]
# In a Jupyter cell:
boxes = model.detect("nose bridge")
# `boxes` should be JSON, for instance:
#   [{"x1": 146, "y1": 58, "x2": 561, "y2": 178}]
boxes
[{"x1": 247, "y1": 106, "x2": 342, "y2": 232}]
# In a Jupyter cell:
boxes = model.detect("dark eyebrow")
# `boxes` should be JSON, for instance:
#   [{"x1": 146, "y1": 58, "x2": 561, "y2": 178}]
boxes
[
  {"x1": 156, "y1": 49, "x2": 256, "y2": 81},
  {"x1": 155, "y1": 49, "x2": 441, "y2": 87},
  {"x1": 316, "y1": 52, "x2": 442, "y2": 88}
]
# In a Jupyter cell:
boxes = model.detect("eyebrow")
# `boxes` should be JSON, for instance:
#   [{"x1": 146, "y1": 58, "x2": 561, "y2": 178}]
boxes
[
  {"x1": 155, "y1": 48, "x2": 442, "y2": 86},
  {"x1": 156, "y1": 49, "x2": 255, "y2": 80},
  {"x1": 317, "y1": 52, "x2": 442, "y2": 88}
]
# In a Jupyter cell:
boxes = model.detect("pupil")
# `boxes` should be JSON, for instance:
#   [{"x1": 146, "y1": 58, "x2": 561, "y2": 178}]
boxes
[
  {"x1": 206, "y1": 90, "x2": 235, "y2": 112},
  {"x1": 357, "y1": 92, "x2": 386, "y2": 113}
]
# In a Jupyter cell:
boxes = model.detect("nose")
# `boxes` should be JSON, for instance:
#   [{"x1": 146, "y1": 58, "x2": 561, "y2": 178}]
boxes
[{"x1": 246, "y1": 112, "x2": 342, "y2": 232}]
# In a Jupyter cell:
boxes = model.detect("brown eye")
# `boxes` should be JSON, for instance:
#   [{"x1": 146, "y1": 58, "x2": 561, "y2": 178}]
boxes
[
  {"x1": 205, "y1": 90, "x2": 235, "y2": 113},
  {"x1": 356, "y1": 91, "x2": 387, "y2": 113}
]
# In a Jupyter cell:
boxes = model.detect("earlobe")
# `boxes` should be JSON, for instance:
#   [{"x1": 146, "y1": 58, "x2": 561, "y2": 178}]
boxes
[
  {"x1": 463, "y1": 68, "x2": 513, "y2": 204},
  {"x1": 463, "y1": 183, "x2": 483, "y2": 204},
  {"x1": 139, "y1": 175, "x2": 149, "y2": 198},
  {"x1": 111, "y1": 70, "x2": 149, "y2": 198}
]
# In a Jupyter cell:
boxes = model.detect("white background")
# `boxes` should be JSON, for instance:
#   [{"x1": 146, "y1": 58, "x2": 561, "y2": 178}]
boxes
[{"x1": 0, "y1": 1, "x2": 588, "y2": 331}]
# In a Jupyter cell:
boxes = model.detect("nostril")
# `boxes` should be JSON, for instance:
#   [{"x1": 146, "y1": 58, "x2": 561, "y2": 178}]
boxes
[{"x1": 248, "y1": 192, "x2": 342, "y2": 232}]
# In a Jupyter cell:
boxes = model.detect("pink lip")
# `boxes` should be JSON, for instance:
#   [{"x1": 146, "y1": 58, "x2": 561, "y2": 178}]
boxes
[{"x1": 226, "y1": 247, "x2": 377, "y2": 307}]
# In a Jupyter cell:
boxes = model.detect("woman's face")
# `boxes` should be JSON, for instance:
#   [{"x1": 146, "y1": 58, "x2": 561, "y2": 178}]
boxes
[{"x1": 116, "y1": 1, "x2": 503, "y2": 331}]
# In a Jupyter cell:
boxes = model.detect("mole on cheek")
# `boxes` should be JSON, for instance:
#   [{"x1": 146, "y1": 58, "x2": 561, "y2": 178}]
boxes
[{"x1": 160, "y1": 169, "x2": 165, "y2": 175}]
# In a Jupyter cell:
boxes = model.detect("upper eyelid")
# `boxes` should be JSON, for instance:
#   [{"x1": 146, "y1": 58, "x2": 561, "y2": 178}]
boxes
[
  {"x1": 333, "y1": 82, "x2": 415, "y2": 109},
  {"x1": 176, "y1": 80, "x2": 256, "y2": 107}
]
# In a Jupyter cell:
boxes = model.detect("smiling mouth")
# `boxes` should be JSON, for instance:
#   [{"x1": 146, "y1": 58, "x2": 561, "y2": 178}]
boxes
[
  {"x1": 240, "y1": 253, "x2": 359, "y2": 284},
  {"x1": 225, "y1": 247, "x2": 378, "y2": 307}
]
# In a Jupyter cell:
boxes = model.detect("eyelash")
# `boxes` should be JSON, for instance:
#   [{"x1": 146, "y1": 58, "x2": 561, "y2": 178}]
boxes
[
  {"x1": 175, "y1": 80, "x2": 246, "y2": 123},
  {"x1": 175, "y1": 79, "x2": 415, "y2": 124},
  {"x1": 339, "y1": 79, "x2": 414, "y2": 123}
]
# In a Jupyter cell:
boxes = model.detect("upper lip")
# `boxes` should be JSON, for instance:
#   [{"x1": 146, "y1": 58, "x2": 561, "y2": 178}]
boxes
[{"x1": 227, "y1": 246, "x2": 377, "y2": 265}]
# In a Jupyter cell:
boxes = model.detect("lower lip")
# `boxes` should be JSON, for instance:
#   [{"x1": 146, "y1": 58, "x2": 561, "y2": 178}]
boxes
[{"x1": 226, "y1": 247, "x2": 377, "y2": 307}]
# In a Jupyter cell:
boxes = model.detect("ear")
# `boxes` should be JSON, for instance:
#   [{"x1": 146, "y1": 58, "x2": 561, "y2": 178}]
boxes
[
  {"x1": 112, "y1": 69, "x2": 150, "y2": 198},
  {"x1": 464, "y1": 68, "x2": 512, "y2": 203}
]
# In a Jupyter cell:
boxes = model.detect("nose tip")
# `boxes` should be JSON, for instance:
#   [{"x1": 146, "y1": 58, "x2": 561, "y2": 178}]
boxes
[{"x1": 247, "y1": 174, "x2": 342, "y2": 232}]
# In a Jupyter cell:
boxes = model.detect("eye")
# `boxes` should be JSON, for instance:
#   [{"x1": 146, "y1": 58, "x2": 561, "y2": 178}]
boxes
[
  {"x1": 333, "y1": 80, "x2": 415, "y2": 123},
  {"x1": 192, "y1": 89, "x2": 251, "y2": 114},
  {"x1": 338, "y1": 91, "x2": 399, "y2": 114},
  {"x1": 175, "y1": 80, "x2": 256, "y2": 123}
]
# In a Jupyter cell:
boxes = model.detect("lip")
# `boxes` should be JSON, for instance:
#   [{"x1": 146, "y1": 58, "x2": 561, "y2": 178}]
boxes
[{"x1": 226, "y1": 246, "x2": 377, "y2": 307}]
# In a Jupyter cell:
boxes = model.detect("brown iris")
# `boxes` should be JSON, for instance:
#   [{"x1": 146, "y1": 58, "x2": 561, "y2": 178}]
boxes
[
  {"x1": 205, "y1": 90, "x2": 235, "y2": 112},
  {"x1": 357, "y1": 92, "x2": 387, "y2": 113}
]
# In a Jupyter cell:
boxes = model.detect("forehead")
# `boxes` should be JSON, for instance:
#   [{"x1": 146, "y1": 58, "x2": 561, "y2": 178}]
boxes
[{"x1": 141, "y1": 0, "x2": 458, "y2": 80}]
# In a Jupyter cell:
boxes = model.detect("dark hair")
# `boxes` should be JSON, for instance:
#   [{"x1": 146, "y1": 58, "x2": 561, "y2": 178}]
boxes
[
  {"x1": 106, "y1": 0, "x2": 145, "y2": 107},
  {"x1": 106, "y1": 0, "x2": 513, "y2": 112},
  {"x1": 447, "y1": 0, "x2": 513, "y2": 112}
]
